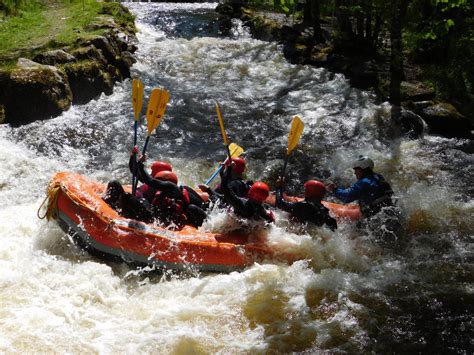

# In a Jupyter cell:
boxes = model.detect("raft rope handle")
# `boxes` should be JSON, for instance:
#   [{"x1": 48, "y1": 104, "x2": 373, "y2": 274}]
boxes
[{"x1": 37, "y1": 184, "x2": 61, "y2": 220}]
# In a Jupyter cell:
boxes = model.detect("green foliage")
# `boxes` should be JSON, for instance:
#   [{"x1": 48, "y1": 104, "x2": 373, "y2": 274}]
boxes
[
  {"x1": 273, "y1": 0, "x2": 296, "y2": 15},
  {"x1": 0, "y1": 0, "x2": 130, "y2": 68},
  {"x1": 405, "y1": 0, "x2": 474, "y2": 103},
  {"x1": 0, "y1": 3, "x2": 48, "y2": 56},
  {"x1": 0, "y1": 0, "x2": 42, "y2": 16}
]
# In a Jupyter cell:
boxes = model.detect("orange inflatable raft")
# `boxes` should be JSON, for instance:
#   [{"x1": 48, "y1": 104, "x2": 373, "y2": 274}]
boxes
[
  {"x1": 45, "y1": 172, "x2": 274, "y2": 273},
  {"x1": 44, "y1": 172, "x2": 360, "y2": 273}
]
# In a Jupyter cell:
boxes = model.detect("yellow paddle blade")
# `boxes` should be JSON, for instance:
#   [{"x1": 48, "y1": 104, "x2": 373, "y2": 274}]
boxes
[
  {"x1": 146, "y1": 88, "x2": 170, "y2": 136},
  {"x1": 132, "y1": 79, "x2": 144, "y2": 120},
  {"x1": 216, "y1": 102, "x2": 229, "y2": 147},
  {"x1": 229, "y1": 142, "x2": 244, "y2": 158},
  {"x1": 287, "y1": 115, "x2": 304, "y2": 155}
]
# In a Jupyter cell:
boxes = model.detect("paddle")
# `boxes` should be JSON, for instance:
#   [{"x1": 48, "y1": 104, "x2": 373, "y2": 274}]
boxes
[
  {"x1": 216, "y1": 102, "x2": 232, "y2": 159},
  {"x1": 132, "y1": 88, "x2": 170, "y2": 194},
  {"x1": 132, "y1": 78, "x2": 144, "y2": 145},
  {"x1": 131, "y1": 79, "x2": 144, "y2": 192},
  {"x1": 280, "y1": 115, "x2": 304, "y2": 180},
  {"x1": 205, "y1": 142, "x2": 244, "y2": 185},
  {"x1": 142, "y1": 88, "x2": 170, "y2": 155}
]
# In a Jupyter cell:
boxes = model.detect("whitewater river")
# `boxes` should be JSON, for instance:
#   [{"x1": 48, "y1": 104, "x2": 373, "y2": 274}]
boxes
[{"x1": 0, "y1": 2, "x2": 472, "y2": 353}]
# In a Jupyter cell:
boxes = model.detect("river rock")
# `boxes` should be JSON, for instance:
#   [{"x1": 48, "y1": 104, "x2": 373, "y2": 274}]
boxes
[
  {"x1": 420, "y1": 102, "x2": 472, "y2": 138},
  {"x1": 86, "y1": 35, "x2": 119, "y2": 64},
  {"x1": 63, "y1": 61, "x2": 114, "y2": 105},
  {"x1": 215, "y1": 2, "x2": 245, "y2": 17},
  {"x1": 33, "y1": 49, "x2": 77, "y2": 66},
  {"x1": 401, "y1": 81, "x2": 435, "y2": 101},
  {"x1": 1, "y1": 59, "x2": 72, "y2": 125},
  {"x1": 115, "y1": 51, "x2": 136, "y2": 79},
  {"x1": 69, "y1": 45, "x2": 108, "y2": 66}
]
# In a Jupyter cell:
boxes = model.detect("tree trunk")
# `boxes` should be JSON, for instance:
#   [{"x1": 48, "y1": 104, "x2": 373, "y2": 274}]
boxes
[
  {"x1": 303, "y1": 1, "x2": 312, "y2": 25},
  {"x1": 390, "y1": 0, "x2": 403, "y2": 129},
  {"x1": 311, "y1": 0, "x2": 325, "y2": 43},
  {"x1": 335, "y1": 0, "x2": 354, "y2": 36}
]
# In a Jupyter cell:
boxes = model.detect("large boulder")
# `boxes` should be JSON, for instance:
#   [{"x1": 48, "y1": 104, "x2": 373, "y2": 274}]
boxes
[
  {"x1": 1, "y1": 59, "x2": 72, "y2": 126},
  {"x1": 63, "y1": 60, "x2": 114, "y2": 105},
  {"x1": 69, "y1": 45, "x2": 108, "y2": 66},
  {"x1": 420, "y1": 102, "x2": 472, "y2": 138}
]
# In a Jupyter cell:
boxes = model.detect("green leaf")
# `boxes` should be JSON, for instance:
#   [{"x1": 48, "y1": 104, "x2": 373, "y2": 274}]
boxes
[
  {"x1": 445, "y1": 19, "x2": 455, "y2": 31},
  {"x1": 423, "y1": 32, "x2": 437, "y2": 40}
]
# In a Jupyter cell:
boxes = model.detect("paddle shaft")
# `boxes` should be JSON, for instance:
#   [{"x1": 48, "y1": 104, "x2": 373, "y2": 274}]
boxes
[
  {"x1": 131, "y1": 135, "x2": 152, "y2": 195},
  {"x1": 131, "y1": 121, "x2": 139, "y2": 195},
  {"x1": 281, "y1": 155, "x2": 290, "y2": 178},
  {"x1": 205, "y1": 165, "x2": 224, "y2": 185}
]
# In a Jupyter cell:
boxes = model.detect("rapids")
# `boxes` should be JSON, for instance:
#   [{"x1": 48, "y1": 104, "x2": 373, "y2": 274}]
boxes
[{"x1": 0, "y1": 2, "x2": 472, "y2": 353}]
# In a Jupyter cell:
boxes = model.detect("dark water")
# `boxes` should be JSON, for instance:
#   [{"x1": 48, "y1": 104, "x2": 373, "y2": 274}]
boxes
[{"x1": 0, "y1": 2, "x2": 472, "y2": 353}]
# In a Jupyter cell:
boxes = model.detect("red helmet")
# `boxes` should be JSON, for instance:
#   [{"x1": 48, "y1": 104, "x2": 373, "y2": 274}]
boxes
[
  {"x1": 304, "y1": 180, "x2": 326, "y2": 199},
  {"x1": 248, "y1": 182, "x2": 270, "y2": 203},
  {"x1": 231, "y1": 157, "x2": 246, "y2": 175},
  {"x1": 154, "y1": 170, "x2": 178, "y2": 185},
  {"x1": 151, "y1": 161, "x2": 172, "y2": 177}
]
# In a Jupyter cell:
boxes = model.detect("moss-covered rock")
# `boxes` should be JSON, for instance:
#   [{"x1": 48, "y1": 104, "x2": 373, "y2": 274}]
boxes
[
  {"x1": 420, "y1": 102, "x2": 472, "y2": 138},
  {"x1": 400, "y1": 81, "x2": 435, "y2": 101},
  {"x1": 1, "y1": 59, "x2": 72, "y2": 125},
  {"x1": 33, "y1": 49, "x2": 77, "y2": 66},
  {"x1": 63, "y1": 60, "x2": 113, "y2": 105},
  {"x1": 69, "y1": 45, "x2": 108, "y2": 66}
]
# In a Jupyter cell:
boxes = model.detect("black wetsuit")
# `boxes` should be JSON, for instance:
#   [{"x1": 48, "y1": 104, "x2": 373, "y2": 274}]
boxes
[
  {"x1": 136, "y1": 161, "x2": 207, "y2": 227},
  {"x1": 103, "y1": 180, "x2": 153, "y2": 223},
  {"x1": 276, "y1": 190, "x2": 337, "y2": 231},
  {"x1": 130, "y1": 154, "x2": 207, "y2": 210},
  {"x1": 128, "y1": 154, "x2": 157, "y2": 202},
  {"x1": 206, "y1": 169, "x2": 252, "y2": 207},
  {"x1": 220, "y1": 166, "x2": 273, "y2": 223}
]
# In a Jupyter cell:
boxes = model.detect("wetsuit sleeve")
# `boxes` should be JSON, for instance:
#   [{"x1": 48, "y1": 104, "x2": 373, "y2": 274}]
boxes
[
  {"x1": 221, "y1": 165, "x2": 248, "y2": 215},
  {"x1": 129, "y1": 154, "x2": 138, "y2": 175},
  {"x1": 136, "y1": 161, "x2": 182, "y2": 199},
  {"x1": 276, "y1": 188, "x2": 296, "y2": 213},
  {"x1": 206, "y1": 188, "x2": 224, "y2": 202},
  {"x1": 333, "y1": 180, "x2": 366, "y2": 203}
]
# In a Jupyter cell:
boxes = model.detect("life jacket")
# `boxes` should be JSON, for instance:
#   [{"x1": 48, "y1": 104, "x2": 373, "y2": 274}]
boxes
[
  {"x1": 151, "y1": 190, "x2": 189, "y2": 226},
  {"x1": 360, "y1": 174, "x2": 394, "y2": 217},
  {"x1": 135, "y1": 184, "x2": 156, "y2": 202}
]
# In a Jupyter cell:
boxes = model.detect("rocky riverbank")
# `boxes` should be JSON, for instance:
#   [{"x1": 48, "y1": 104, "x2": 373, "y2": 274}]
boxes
[
  {"x1": 0, "y1": 2, "x2": 137, "y2": 126},
  {"x1": 215, "y1": 3, "x2": 473, "y2": 139}
]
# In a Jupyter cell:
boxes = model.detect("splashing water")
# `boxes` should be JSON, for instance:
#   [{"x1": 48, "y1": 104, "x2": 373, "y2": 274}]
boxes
[{"x1": 0, "y1": 2, "x2": 472, "y2": 353}]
